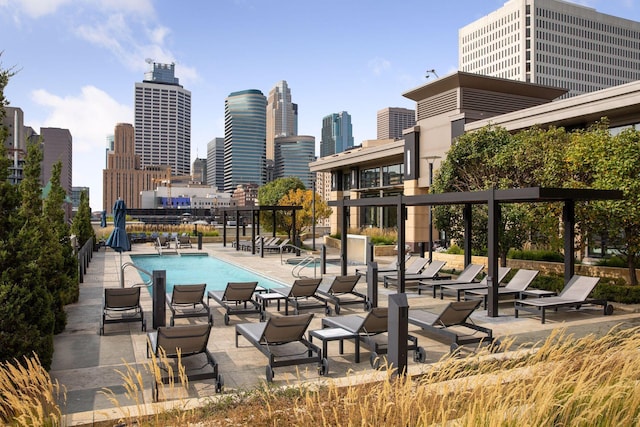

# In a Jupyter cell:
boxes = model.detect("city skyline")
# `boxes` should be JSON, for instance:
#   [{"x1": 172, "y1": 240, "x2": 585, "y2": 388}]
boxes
[{"x1": 1, "y1": 0, "x2": 639, "y2": 211}]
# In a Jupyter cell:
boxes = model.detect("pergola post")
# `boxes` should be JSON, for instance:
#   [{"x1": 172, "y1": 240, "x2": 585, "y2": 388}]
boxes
[
  {"x1": 340, "y1": 199, "x2": 348, "y2": 276},
  {"x1": 487, "y1": 190, "x2": 500, "y2": 317},
  {"x1": 563, "y1": 201, "x2": 575, "y2": 284},
  {"x1": 463, "y1": 204, "x2": 472, "y2": 267}
]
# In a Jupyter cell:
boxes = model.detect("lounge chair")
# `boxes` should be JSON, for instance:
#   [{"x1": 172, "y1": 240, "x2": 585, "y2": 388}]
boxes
[
  {"x1": 354, "y1": 253, "x2": 412, "y2": 277},
  {"x1": 270, "y1": 278, "x2": 326, "y2": 315},
  {"x1": 176, "y1": 234, "x2": 192, "y2": 248},
  {"x1": 416, "y1": 264, "x2": 485, "y2": 298},
  {"x1": 321, "y1": 307, "x2": 426, "y2": 368},
  {"x1": 408, "y1": 300, "x2": 496, "y2": 352},
  {"x1": 263, "y1": 238, "x2": 291, "y2": 254},
  {"x1": 100, "y1": 287, "x2": 146, "y2": 335},
  {"x1": 464, "y1": 269, "x2": 539, "y2": 308},
  {"x1": 514, "y1": 275, "x2": 613, "y2": 324},
  {"x1": 155, "y1": 235, "x2": 171, "y2": 249},
  {"x1": 381, "y1": 257, "x2": 430, "y2": 287},
  {"x1": 147, "y1": 323, "x2": 223, "y2": 400},
  {"x1": 235, "y1": 313, "x2": 322, "y2": 381},
  {"x1": 439, "y1": 267, "x2": 512, "y2": 301},
  {"x1": 383, "y1": 260, "x2": 447, "y2": 289},
  {"x1": 166, "y1": 283, "x2": 212, "y2": 326},
  {"x1": 207, "y1": 281, "x2": 265, "y2": 325},
  {"x1": 316, "y1": 275, "x2": 367, "y2": 315}
]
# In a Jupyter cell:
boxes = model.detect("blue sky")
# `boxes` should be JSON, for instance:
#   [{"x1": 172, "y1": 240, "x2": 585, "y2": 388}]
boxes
[{"x1": 1, "y1": 0, "x2": 639, "y2": 211}]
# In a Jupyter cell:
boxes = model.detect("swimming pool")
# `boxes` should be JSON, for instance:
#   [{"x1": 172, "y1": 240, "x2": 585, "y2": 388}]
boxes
[{"x1": 130, "y1": 253, "x2": 286, "y2": 293}]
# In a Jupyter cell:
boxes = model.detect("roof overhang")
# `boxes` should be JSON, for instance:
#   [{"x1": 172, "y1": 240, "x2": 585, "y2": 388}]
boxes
[{"x1": 310, "y1": 140, "x2": 405, "y2": 172}]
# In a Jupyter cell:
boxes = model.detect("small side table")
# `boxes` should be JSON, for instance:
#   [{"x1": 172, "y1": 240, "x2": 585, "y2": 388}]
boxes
[
  {"x1": 256, "y1": 292, "x2": 289, "y2": 314},
  {"x1": 520, "y1": 289, "x2": 556, "y2": 299},
  {"x1": 309, "y1": 327, "x2": 360, "y2": 365}
]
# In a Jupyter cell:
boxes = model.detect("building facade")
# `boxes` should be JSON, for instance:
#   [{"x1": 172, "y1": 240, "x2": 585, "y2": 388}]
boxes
[
  {"x1": 274, "y1": 135, "x2": 315, "y2": 188},
  {"x1": 192, "y1": 158, "x2": 207, "y2": 184},
  {"x1": 2, "y1": 107, "x2": 27, "y2": 185},
  {"x1": 320, "y1": 111, "x2": 354, "y2": 158},
  {"x1": 459, "y1": 0, "x2": 640, "y2": 97},
  {"x1": 223, "y1": 89, "x2": 267, "y2": 192},
  {"x1": 134, "y1": 62, "x2": 192, "y2": 176},
  {"x1": 266, "y1": 80, "x2": 298, "y2": 161},
  {"x1": 377, "y1": 107, "x2": 416, "y2": 140},
  {"x1": 40, "y1": 127, "x2": 73, "y2": 196},
  {"x1": 206, "y1": 137, "x2": 224, "y2": 191},
  {"x1": 103, "y1": 123, "x2": 169, "y2": 211}
]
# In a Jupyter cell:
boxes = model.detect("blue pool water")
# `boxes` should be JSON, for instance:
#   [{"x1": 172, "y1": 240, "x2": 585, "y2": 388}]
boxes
[{"x1": 130, "y1": 253, "x2": 286, "y2": 293}]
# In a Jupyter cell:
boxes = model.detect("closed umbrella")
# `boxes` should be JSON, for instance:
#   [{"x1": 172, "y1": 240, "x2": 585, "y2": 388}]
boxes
[
  {"x1": 100, "y1": 210, "x2": 107, "y2": 228},
  {"x1": 105, "y1": 199, "x2": 131, "y2": 287}
]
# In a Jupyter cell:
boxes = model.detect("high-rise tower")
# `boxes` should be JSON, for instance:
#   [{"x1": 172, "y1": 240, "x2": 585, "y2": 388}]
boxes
[
  {"x1": 459, "y1": 0, "x2": 640, "y2": 97},
  {"x1": 320, "y1": 112, "x2": 354, "y2": 158},
  {"x1": 223, "y1": 90, "x2": 267, "y2": 192},
  {"x1": 206, "y1": 137, "x2": 225, "y2": 191},
  {"x1": 377, "y1": 107, "x2": 416, "y2": 140},
  {"x1": 266, "y1": 80, "x2": 298, "y2": 161},
  {"x1": 134, "y1": 61, "x2": 191, "y2": 175}
]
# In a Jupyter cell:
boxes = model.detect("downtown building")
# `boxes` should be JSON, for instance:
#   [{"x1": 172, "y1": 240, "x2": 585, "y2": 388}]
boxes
[
  {"x1": 266, "y1": 80, "x2": 297, "y2": 161},
  {"x1": 206, "y1": 137, "x2": 224, "y2": 191},
  {"x1": 377, "y1": 107, "x2": 416, "y2": 140},
  {"x1": 134, "y1": 62, "x2": 191, "y2": 176},
  {"x1": 320, "y1": 111, "x2": 354, "y2": 158},
  {"x1": 459, "y1": 0, "x2": 640, "y2": 97}
]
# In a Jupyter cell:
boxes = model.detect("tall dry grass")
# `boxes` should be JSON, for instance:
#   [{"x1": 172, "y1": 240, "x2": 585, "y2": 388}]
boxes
[{"x1": 0, "y1": 354, "x2": 65, "y2": 426}]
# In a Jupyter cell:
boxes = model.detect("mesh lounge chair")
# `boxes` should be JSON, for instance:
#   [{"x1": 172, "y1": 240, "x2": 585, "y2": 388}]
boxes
[
  {"x1": 100, "y1": 287, "x2": 146, "y2": 335},
  {"x1": 147, "y1": 323, "x2": 223, "y2": 400},
  {"x1": 321, "y1": 307, "x2": 426, "y2": 368},
  {"x1": 354, "y1": 254, "x2": 412, "y2": 277},
  {"x1": 439, "y1": 267, "x2": 512, "y2": 301},
  {"x1": 167, "y1": 283, "x2": 212, "y2": 326},
  {"x1": 417, "y1": 264, "x2": 485, "y2": 298},
  {"x1": 272, "y1": 278, "x2": 326, "y2": 315},
  {"x1": 263, "y1": 238, "x2": 291, "y2": 254},
  {"x1": 207, "y1": 281, "x2": 265, "y2": 325},
  {"x1": 235, "y1": 313, "x2": 322, "y2": 382},
  {"x1": 383, "y1": 260, "x2": 447, "y2": 289},
  {"x1": 465, "y1": 269, "x2": 539, "y2": 308},
  {"x1": 408, "y1": 300, "x2": 496, "y2": 352},
  {"x1": 176, "y1": 234, "x2": 192, "y2": 248},
  {"x1": 316, "y1": 275, "x2": 367, "y2": 315},
  {"x1": 381, "y1": 257, "x2": 430, "y2": 287},
  {"x1": 514, "y1": 275, "x2": 613, "y2": 324}
]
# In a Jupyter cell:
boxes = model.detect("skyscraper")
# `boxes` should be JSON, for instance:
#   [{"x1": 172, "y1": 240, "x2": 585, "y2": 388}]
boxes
[
  {"x1": 206, "y1": 137, "x2": 224, "y2": 191},
  {"x1": 40, "y1": 127, "x2": 73, "y2": 195},
  {"x1": 134, "y1": 61, "x2": 191, "y2": 175},
  {"x1": 274, "y1": 135, "x2": 315, "y2": 188},
  {"x1": 192, "y1": 158, "x2": 207, "y2": 184},
  {"x1": 459, "y1": 0, "x2": 640, "y2": 97},
  {"x1": 266, "y1": 80, "x2": 298, "y2": 161},
  {"x1": 320, "y1": 112, "x2": 354, "y2": 158},
  {"x1": 377, "y1": 107, "x2": 416, "y2": 140},
  {"x1": 223, "y1": 89, "x2": 267, "y2": 192}
]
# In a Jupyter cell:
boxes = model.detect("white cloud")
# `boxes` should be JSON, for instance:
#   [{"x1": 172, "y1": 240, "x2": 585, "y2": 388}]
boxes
[
  {"x1": 31, "y1": 86, "x2": 132, "y2": 210},
  {"x1": 368, "y1": 57, "x2": 391, "y2": 76}
]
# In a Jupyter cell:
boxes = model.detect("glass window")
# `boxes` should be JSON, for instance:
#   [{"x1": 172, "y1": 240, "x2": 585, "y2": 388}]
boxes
[
  {"x1": 360, "y1": 167, "x2": 380, "y2": 189},
  {"x1": 383, "y1": 164, "x2": 404, "y2": 186}
]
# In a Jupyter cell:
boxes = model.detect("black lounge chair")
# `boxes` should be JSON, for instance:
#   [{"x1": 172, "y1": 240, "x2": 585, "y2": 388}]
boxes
[
  {"x1": 167, "y1": 283, "x2": 212, "y2": 326},
  {"x1": 147, "y1": 323, "x2": 223, "y2": 400},
  {"x1": 235, "y1": 313, "x2": 322, "y2": 382},
  {"x1": 383, "y1": 260, "x2": 447, "y2": 289},
  {"x1": 316, "y1": 275, "x2": 367, "y2": 315},
  {"x1": 417, "y1": 264, "x2": 485, "y2": 297},
  {"x1": 207, "y1": 281, "x2": 264, "y2": 325},
  {"x1": 271, "y1": 278, "x2": 326, "y2": 315},
  {"x1": 464, "y1": 269, "x2": 539, "y2": 308},
  {"x1": 439, "y1": 267, "x2": 511, "y2": 301},
  {"x1": 322, "y1": 307, "x2": 426, "y2": 369},
  {"x1": 408, "y1": 300, "x2": 496, "y2": 352},
  {"x1": 514, "y1": 275, "x2": 613, "y2": 324},
  {"x1": 100, "y1": 287, "x2": 146, "y2": 335}
]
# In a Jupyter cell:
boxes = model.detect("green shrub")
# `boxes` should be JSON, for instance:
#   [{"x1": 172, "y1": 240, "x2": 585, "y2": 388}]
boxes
[
  {"x1": 446, "y1": 245, "x2": 464, "y2": 255},
  {"x1": 508, "y1": 249, "x2": 564, "y2": 263},
  {"x1": 596, "y1": 256, "x2": 626, "y2": 268}
]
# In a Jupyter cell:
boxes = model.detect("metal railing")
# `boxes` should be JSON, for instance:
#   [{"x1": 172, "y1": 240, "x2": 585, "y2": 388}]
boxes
[
  {"x1": 290, "y1": 255, "x2": 319, "y2": 278},
  {"x1": 120, "y1": 261, "x2": 153, "y2": 288}
]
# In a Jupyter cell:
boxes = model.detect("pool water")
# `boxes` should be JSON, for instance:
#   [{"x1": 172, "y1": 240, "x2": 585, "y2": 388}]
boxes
[{"x1": 130, "y1": 253, "x2": 286, "y2": 293}]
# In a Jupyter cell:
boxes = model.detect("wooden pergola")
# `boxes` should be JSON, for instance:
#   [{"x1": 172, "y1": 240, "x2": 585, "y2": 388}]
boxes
[{"x1": 330, "y1": 186, "x2": 623, "y2": 373}]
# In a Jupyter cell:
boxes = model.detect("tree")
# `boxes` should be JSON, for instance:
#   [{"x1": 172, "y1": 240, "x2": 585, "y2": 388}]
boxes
[
  {"x1": 257, "y1": 177, "x2": 306, "y2": 233},
  {"x1": 279, "y1": 188, "x2": 332, "y2": 239},
  {"x1": 71, "y1": 190, "x2": 95, "y2": 247}
]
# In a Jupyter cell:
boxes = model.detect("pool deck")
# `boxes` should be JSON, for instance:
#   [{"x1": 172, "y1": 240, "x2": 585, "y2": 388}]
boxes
[{"x1": 51, "y1": 241, "x2": 640, "y2": 425}]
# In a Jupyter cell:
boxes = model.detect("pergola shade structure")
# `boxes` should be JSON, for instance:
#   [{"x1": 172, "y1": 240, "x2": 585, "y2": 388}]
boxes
[
  {"x1": 330, "y1": 186, "x2": 623, "y2": 374},
  {"x1": 219, "y1": 205, "x2": 302, "y2": 255}
]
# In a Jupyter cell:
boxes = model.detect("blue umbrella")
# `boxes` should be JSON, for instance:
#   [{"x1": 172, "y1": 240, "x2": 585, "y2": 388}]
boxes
[
  {"x1": 100, "y1": 210, "x2": 107, "y2": 228},
  {"x1": 106, "y1": 199, "x2": 130, "y2": 286}
]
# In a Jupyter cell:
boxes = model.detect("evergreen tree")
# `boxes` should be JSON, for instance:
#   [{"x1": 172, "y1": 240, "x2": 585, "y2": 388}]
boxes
[{"x1": 71, "y1": 190, "x2": 95, "y2": 247}]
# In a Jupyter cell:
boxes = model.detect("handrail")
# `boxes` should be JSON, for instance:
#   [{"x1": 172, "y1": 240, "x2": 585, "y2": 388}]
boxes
[
  {"x1": 121, "y1": 261, "x2": 153, "y2": 288},
  {"x1": 279, "y1": 244, "x2": 306, "y2": 264},
  {"x1": 290, "y1": 255, "x2": 319, "y2": 278}
]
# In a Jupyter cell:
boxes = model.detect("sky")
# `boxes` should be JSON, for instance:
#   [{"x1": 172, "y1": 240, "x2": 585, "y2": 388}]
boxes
[{"x1": 1, "y1": 0, "x2": 639, "y2": 212}]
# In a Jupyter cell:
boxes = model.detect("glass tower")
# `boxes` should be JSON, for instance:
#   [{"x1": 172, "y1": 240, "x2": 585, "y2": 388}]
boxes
[{"x1": 320, "y1": 111, "x2": 354, "y2": 158}]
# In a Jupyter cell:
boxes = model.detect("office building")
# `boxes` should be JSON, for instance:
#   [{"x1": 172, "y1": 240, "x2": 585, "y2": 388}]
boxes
[
  {"x1": 266, "y1": 80, "x2": 298, "y2": 160},
  {"x1": 377, "y1": 107, "x2": 416, "y2": 140},
  {"x1": 2, "y1": 107, "x2": 26, "y2": 184},
  {"x1": 103, "y1": 123, "x2": 169, "y2": 211},
  {"x1": 192, "y1": 158, "x2": 207, "y2": 184},
  {"x1": 459, "y1": 0, "x2": 640, "y2": 97},
  {"x1": 223, "y1": 89, "x2": 267, "y2": 192},
  {"x1": 207, "y1": 137, "x2": 224, "y2": 191},
  {"x1": 134, "y1": 61, "x2": 191, "y2": 175},
  {"x1": 274, "y1": 135, "x2": 315, "y2": 188},
  {"x1": 320, "y1": 111, "x2": 354, "y2": 158},
  {"x1": 41, "y1": 127, "x2": 73, "y2": 196}
]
